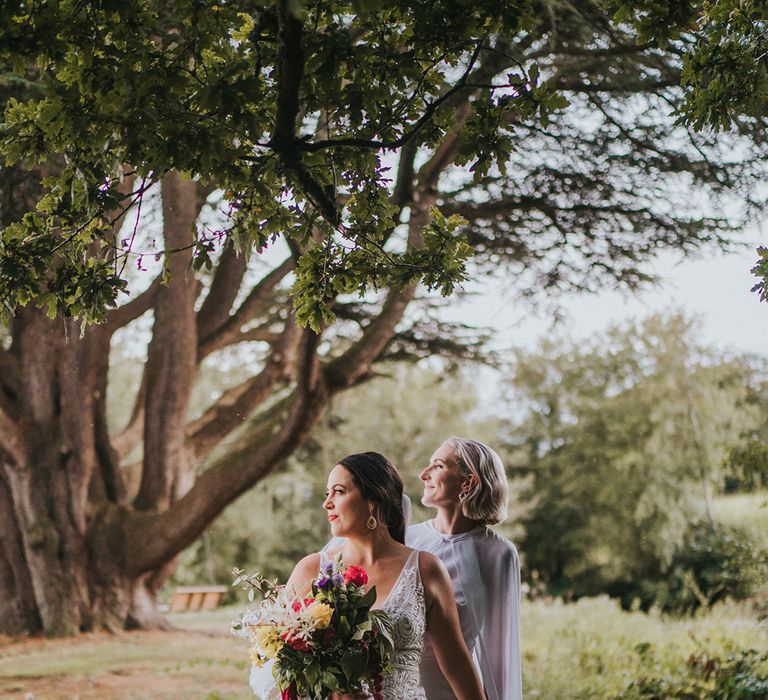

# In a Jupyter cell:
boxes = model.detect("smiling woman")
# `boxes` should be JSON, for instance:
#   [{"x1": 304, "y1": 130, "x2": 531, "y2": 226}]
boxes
[
  {"x1": 409, "y1": 438, "x2": 522, "y2": 700},
  {"x1": 324, "y1": 454, "x2": 408, "y2": 546}
]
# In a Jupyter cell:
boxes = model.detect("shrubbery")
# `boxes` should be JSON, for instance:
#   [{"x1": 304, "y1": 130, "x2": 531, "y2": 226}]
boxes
[
  {"x1": 618, "y1": 646, "x2": 768, "y2": 699},
  {"x1": 613, "y1": 522, "x2": 768, "y2": 615}
]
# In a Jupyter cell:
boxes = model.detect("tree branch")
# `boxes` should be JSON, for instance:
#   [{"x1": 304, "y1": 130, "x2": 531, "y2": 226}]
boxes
[
  {"x1": 111, "y1": 372, "x2": 147, "y2": 461},
  {"x1": 187, "y1": 318, "x2": 303, "y2": 462},
  {"x1": 134, "y1": 173, "x2": 201, "y2": 512},
  {"x1": 126, "y1": 328, "x2": 327, "y2": 575},
  {"x1": 196, "y1": 241, "x2": 248, "y2": 342},
  {"x1": 0, "y1": 406, "x2": 24, "y2": 465},
  {"x1": 198, "y1": 257, "x2": 295, "y2": 359},
  {"x1": 104, "y1": 275, "x2": 163, "y2": 333},
  {"x1": 300, "y1": 40, "x2": 487, "y2": 154},
  {"x1": 269, "y1": 0, "x2": 339, "y2": 225},
  {"x1": 323, "y1": 287, "x2": 416, "y2": 390},
  {"x1": 0, "y1": 348, "x2": 19, "y2": 398},
  {"x1": 323, "y1": 62, "x2": 482, "y2": 390}
]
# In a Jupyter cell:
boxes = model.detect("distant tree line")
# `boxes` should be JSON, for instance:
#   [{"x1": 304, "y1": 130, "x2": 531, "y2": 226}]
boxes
[{"x1": 167, "y1": 313, "x2": 768, "y2": 615}]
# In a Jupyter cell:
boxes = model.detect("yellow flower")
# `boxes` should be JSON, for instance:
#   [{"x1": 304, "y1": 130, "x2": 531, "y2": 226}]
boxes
[
  {"x1": 307, "y1": 601, "x2": 334, "y2": 629},
  {"x1": 249, "y1": 643, "x2": 266, "y2": 667},
  {"x1": 254, "y1": 624, "x2": 283, "y2": 659}
]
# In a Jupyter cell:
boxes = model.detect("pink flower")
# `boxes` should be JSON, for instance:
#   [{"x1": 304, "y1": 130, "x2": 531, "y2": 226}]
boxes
[{"x1": 343, "y1": 565, "x2": 368, "y2": 587}]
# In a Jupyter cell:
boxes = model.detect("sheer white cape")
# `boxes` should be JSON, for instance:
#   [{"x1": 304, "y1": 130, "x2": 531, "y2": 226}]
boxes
[{"x1": 406, "y1": 521, "x2": 522, "y2": 700}]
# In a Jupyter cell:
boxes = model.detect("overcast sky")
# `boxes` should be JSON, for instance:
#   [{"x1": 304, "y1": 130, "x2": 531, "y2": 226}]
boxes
[{"x1": 442, "y1": 241, "x2": 767, "y2": 357}]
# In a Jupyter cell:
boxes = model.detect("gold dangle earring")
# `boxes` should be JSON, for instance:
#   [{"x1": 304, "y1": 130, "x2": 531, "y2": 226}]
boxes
[{"x1": 366, "y1": 506, "x2": 378, "y2": 531}]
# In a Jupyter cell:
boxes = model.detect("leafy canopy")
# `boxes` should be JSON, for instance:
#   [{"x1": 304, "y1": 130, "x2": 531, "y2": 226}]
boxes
[
  {"x1": 608, "y1": 0, "x2": 768, "y2": 302},
  {"x1": 0, "y1": 0, "x2": 567, "y2": 328}
]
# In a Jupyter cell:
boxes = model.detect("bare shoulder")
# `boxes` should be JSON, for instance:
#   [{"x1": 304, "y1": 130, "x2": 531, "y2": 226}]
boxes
[
  {"x1": 286, "y1": 553, "x2": 321, "y2": 595},
  {"x1": 415, "y1": 550, "x2": 453, "y2": 613},
  {"x1": 292, "y1": 552, "x2": 322, "y2": 577},
  {"x1": 415, "y1": 550, "x2": 450, "y2": 584}
]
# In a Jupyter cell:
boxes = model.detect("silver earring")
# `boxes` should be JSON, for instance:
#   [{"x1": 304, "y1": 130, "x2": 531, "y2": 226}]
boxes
[{"x1": 459, "y1": 492, "x2": 467, "y2": 503}]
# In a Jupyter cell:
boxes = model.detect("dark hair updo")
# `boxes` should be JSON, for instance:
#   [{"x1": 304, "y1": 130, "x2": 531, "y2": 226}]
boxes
[{"x1": 337, "y1": 452, "x2": 406, "y2": 544}]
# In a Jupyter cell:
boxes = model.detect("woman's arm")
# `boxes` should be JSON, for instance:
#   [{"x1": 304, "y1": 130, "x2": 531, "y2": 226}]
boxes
[{"x1": 420, "y1": 552, "x2": 486, "y2": 700}]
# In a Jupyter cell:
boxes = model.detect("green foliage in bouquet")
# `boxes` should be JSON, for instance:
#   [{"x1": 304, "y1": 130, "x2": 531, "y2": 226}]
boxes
[{"x1": 233, "y1": 558, "x2": 394, "y2": 699}]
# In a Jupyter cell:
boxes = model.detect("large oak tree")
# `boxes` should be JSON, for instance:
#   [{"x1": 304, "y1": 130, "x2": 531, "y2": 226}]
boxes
[{"x1": 0, "y1": 0, "x2": 765, "y2": 636}]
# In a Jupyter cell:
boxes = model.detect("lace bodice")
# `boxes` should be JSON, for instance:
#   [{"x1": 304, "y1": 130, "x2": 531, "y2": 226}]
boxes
[{"x1": 374, "y1": 549, "x2": 427, "y2": 700}]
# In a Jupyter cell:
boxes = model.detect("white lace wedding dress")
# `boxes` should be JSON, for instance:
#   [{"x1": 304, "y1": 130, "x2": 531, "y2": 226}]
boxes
[
  {"x1": 365, "y1": 548, "x2": 427, "y2": 700},
  {"x1": 250, "y1": 549, "x2": 428, "y2": 699}
]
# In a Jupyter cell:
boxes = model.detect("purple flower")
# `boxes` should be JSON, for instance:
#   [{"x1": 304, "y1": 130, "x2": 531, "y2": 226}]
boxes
[
  {"x1": 322, "y1": 561, "x2": 335, "y2": 575},
  {"x1": 331, "y1": 573, "x2": 344, "y2": 587},
  {"x1": 316, "y1": 575, "x2": 331, "y2": 589}
]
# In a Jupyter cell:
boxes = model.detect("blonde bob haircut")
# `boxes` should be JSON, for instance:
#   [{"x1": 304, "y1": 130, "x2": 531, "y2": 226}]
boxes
[{"x1": 443, "y1": 437, "x2": 509, "y2": 525}]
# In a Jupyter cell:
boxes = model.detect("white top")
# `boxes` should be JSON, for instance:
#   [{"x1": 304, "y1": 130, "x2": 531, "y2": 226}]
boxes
[{"x1": 406, "y1": 521, "x2": 522, "y2": 700}]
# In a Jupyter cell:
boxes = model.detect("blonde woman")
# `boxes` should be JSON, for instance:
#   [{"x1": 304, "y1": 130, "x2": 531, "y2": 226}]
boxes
[{"x1": 409, "y1": 438, "x2": 522, "y2": 700}]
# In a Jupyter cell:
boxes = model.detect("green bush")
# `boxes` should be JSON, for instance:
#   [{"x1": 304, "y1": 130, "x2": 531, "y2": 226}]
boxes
[
  {"x1": 522, "y1": 596, "x2": 768, "y2": 698},
  {"x1": 615, "y1": 523, "x2": 767, "y2": 615},
  {"x1": 618, "y1": 646, "x2": 768, "y2": 699}
]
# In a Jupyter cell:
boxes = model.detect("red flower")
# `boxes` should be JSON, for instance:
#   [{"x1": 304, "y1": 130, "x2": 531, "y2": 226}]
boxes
[
  {"x1": 281, "y1": 683, "x2": 298, "y2": 700},
  {"x1": 343, "y1": 564, "x2": 368, "y2": 587},
  {"x1": 290, "y1": 596, "x2": 315, "y2": 612},
  {"x1": 281, "y1": 631, "x2": 312, "y2": 653}
]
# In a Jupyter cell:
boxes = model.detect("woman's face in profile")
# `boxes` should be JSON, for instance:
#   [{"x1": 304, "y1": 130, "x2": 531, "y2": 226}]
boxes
[
  {"x1": 323, "y1": 464, "x2": 370, "y2": 537},
  {"x1": 419, "y1": 443, "x2": 465, "y2": 508}
]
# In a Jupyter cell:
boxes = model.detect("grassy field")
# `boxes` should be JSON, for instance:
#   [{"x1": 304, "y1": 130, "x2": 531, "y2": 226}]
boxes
[
  {"x1": 523, "y1": 597, "x2": 767, "y2": 698},
  {"x1": 1, "y1": 598, "x2": 766, "y2": 700}
]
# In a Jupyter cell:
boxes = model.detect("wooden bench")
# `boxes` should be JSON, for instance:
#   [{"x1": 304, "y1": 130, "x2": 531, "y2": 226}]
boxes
[{"x1": 169, "y1": 585, "x2": 228, "y2": 612}]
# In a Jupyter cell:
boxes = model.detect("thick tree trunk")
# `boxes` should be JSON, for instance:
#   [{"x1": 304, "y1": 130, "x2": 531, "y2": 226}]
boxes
[{"x1": 0, "y1": 310, "x2": 126, "y2": 635}]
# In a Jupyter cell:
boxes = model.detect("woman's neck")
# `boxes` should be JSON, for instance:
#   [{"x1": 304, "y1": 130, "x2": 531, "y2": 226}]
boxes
[
  {"x1": 432, "y1": 506, "x2": 483, "y2": 535},
  {"x1": 341, "y1": 530, "x2": 400, "y2": 566}
]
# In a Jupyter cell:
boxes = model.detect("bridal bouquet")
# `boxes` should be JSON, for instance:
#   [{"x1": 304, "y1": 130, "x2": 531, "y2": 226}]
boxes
[{"x1": 232, "y1": 557, "x2": 394, "y2": 700}]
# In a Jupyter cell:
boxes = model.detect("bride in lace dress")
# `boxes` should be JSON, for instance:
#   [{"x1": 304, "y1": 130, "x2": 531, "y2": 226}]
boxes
[{"x1": 251, "y1": 452, "x2": 485, "y2": 700}]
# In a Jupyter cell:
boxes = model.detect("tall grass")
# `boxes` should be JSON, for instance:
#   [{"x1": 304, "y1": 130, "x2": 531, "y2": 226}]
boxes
[{"x1": 522, "y1": 596, "x2": 768, "y2": 698}]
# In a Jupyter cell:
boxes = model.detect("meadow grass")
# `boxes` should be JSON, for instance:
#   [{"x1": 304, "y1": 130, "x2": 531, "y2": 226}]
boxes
[
  {"x1": 0, "y1": 611, "x2": 253, "y2": 699},
  {"x1": 522, "y1": 596, "x2": 767, "y2": 698},
  {"x1": 1, "y1": 599, "x2": 765, "y2": 699}
]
